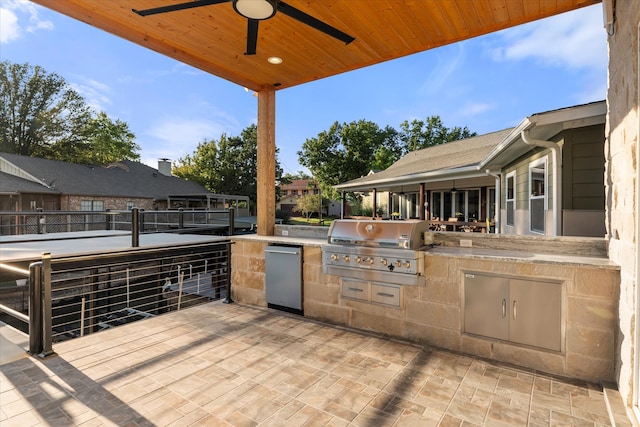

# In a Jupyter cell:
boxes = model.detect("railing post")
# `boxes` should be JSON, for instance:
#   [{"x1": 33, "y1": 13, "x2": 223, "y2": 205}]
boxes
[
  {"x1": 28, "y1": 261, "x2": 43, "y2": 355},
  {"x1": 37, "y1": 208, "x2": 45, "y2": 234},
  {"x1": 131, "y1": 207, "x2": 139, "y2": 247},
  {"x1": 105, "y1": 209, "x2": 112, "y2": 230},
  {"x1": 40, "y1": 253, "x2": 54, "y2": 357},
  {"x1": 228, "y1": 207, "x2": 235, "y2": 236},
  {"x1": 223, "y1": 242, "x2": 233, "y2": 304},
  {"x1": 179, "y1": 208, "x2": 184, "y2": 229}
]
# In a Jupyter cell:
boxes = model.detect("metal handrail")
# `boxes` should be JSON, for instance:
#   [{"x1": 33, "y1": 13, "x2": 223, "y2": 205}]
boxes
[{"x1": 0, "y1": 208, "x2": 240, "y2": 237}]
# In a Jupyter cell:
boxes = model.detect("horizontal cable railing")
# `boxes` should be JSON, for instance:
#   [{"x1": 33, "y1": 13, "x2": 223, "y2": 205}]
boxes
[
  {"x1": 0, "y1": 208, "x2": 240, "y2": 236},
  {"x1": 0, "y1": 241, "x2": 232, "y2": 356},
  {"x1": 49, "y1": 241, "x2": 232, "y2": 343}
]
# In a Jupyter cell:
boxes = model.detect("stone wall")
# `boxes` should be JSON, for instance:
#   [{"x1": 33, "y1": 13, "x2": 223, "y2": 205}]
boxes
[
  {"x1": 606, "y1": 0, "x2": 640, "y2": 406},
  {"x1": 230, "y1": 237, "x2": 620, "y2": 383}
]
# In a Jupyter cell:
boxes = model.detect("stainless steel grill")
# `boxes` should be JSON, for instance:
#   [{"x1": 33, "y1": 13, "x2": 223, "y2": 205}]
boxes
[{"x1": 322, "y1": 219, "x2": 430, "y2": 286}]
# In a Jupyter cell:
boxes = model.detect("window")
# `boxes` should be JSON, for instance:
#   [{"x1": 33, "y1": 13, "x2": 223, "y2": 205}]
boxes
[
  {"x1": 81, "y1": 200, "x2": 104, "y2": 211},
  {"x1": 126, "y1": 201, "x2": 135, "y2": 210},
  {"x1": 506, "y1": 172, "x2": 515, "y2": 226},
  {"x1": 529, "y1": 157, "x2": 547, "y2": 234}
]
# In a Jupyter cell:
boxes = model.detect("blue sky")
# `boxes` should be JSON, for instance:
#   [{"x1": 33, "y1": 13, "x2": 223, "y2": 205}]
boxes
[{"x1": 1, "y1": 1, "x2": 607, "y2": 175}]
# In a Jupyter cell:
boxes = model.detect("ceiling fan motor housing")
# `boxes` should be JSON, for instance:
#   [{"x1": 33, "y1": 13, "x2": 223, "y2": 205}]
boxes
[{"x1": 233, "y1": 0, "x2": 278, "y2": 20}]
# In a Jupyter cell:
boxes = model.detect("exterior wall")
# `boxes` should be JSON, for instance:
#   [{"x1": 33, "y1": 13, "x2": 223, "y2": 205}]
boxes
[
  {"x1": 607, "y1": 0, "x2": 640, "y2": 409},
  {"x1": 501, "y1": 149, "x2": 554, "y2": 236},
  {"x1": 62, "y1": 196, "x2": 154, "y2": 211},
  {"x1": 562, "y1": 124, "x2": 606, "y2": 237}
]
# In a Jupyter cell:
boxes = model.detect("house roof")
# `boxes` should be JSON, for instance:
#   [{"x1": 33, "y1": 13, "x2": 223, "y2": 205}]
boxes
[
  {"x1": 31, "y1": 1, "x2": 599, "y2": 92},
  {"x1": 0, "y1": 171, "x2": 60, "y2": 195},
  {"x1": 280, "y1": 179, "x2": 315, "y2": 190},
  {"x1": 335, "y1": 100, "x2": 607, "y2": 192},
  {"x1": 0, "y1": 153, "x2": 212, "y2": 200},
  {"x1": 335, "y1": 128, "x2": 514, "y2": 191}
]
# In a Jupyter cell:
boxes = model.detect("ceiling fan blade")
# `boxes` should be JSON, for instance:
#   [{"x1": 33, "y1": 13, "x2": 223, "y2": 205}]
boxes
[
  {"x1": 133, "y1": 0, "x2": 230, "y2": 17},
  {"x1": 277, "y1": 1, "x2": 355, "y2": 45},
  {"x1": 245, "y1": 19, "x2": 258, "y2": 55}
]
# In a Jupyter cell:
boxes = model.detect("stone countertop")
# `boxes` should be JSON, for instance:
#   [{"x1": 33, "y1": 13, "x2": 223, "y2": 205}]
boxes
[
  {"x1": 425, "y1": 245, "x2": 620, "y2": 270},
  {"x1": 231, "y1": 234, "x2": 326, "y2": 247}
]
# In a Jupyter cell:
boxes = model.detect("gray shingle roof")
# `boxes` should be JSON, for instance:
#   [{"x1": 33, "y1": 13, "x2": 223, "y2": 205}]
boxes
[
  {"x1": 0, "y1": 171, "x2": 59, "y2": 194},
  {"x1": 0, "y1": 153, "x2": 211, "y2": 200},
  {"x1": 338, "y1": 128, "x2": 514, "y2": 188}
]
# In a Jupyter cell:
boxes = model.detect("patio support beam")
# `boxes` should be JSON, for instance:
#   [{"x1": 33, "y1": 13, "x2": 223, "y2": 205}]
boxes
[{"x1": 257, "y1": 85, "x2": 276, "y2": 236}]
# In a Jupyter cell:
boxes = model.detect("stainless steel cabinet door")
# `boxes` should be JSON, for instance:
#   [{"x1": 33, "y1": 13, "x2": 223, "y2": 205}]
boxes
[
  {"x1": 464, "y1": 273, "x2": 509, "y2": 341},
  {"x1": 509, "y1": 279, "x2": 562, "y2": 351}
]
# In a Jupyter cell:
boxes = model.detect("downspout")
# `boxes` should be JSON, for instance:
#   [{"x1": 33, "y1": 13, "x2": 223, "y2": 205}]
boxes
[
  {"x1": 485, "y1": 170, "x2": 501, "y2": 233},
  {"x1": 521, "y1": 130, "x2": 561, "y2": 236}
]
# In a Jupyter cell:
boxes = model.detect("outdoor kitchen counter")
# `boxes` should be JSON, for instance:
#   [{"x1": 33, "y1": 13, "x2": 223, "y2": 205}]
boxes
[
  {"x1": 230, "y1": 231, "x2": 621, "y2": 383},
  {"x1": 425, "y1": 245, "x2": 620, "y2": 270}
]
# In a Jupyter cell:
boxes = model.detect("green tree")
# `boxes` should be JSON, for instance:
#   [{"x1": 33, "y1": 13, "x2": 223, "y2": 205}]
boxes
[
  {"x1": 78, "y1": 112, "x2": 139, "y2": 164},
  {"x1": 173, "y1": 124, "x2": 283, "y2": 207},
  {"x1": 0, "y1": 60, "x2": 91, "y2": 157},
  {"x1": 0, "y1": 61, "x2": 140, "y2": 164},
  {"x1": 398, "y1": 116, "x2": 476, "y2": 154},
  {"x1": 297, "y1": 120, "x2": 398, "y2": 199},
  {"x1": 293, "y1": 193, "x2": 321, "y2": 220}
]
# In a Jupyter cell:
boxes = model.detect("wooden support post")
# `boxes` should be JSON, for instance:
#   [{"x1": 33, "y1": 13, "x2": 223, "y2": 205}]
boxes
[{"x1": 257, "y1": 86, "x2": 276, "y2": 236}]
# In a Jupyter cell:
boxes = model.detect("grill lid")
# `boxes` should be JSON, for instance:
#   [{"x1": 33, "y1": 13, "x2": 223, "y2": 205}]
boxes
[{"x1": 327, "y1": 219, "x2": 429, "y2": 249}]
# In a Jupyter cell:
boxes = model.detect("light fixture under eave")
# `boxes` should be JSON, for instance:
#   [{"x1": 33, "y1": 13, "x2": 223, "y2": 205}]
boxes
[
  {"x1": 233, "y1": 0, "x2": 278, "y2": 20},
  {"x1": 450, "y1": 180, "x2": 457, "y2": 193}
]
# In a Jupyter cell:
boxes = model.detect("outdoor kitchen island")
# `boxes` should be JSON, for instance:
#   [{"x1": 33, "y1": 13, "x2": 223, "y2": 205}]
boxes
[{"x1": 230, "y1": 227, "x2": 620, "y2": 385}]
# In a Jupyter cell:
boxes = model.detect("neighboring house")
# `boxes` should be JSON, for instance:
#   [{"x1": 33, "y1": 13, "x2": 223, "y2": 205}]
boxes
[
  {"x1": 336, "y1": 100, "x2": 606, "y2": 237},
  {"x1": 277, "y1": 179, "x2": 340, "y2": 217},
  {"x1": 0, "y1": 153, "x2": 250, "y2": 215}
]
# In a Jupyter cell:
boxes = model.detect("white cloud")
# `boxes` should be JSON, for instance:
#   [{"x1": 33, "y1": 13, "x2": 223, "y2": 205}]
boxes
[
  {"x1": 419, "y1": 44, "x2": 465, "y2": 94},
  {"x1": 0, "y1": 0, "x2": 53, "y2": 44},
  {"x1": 457, "y1": 102, "x2": 495, "y2": 117},
  {"x1": 0, "y1": 7, "x2": 20, "y2": 43},
  {"x1": 70, "y1": 78, "x2": 112, "y2": 112},
  {"x1": 491, "y1": 5, "x2": 606, "y2": 71},
  {"x1": 140, "y1": 118, "x2": 228, "y2": 166}
]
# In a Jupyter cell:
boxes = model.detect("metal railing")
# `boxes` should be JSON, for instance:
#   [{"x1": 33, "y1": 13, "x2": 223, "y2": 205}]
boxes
[
  {"x1": 0, "y1": 208, "x2": 241, "y2": 236},
  {"x1": 0, "y1": 241, "x2": 232, "y2": 357}
]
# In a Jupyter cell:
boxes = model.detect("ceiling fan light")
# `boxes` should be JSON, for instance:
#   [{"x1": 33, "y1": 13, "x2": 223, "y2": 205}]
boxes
[{"x1": 233, "y1": 0, "x2": 277, "y2": 20}]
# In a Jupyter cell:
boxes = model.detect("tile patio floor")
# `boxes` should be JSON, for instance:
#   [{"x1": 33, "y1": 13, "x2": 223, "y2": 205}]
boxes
[{"x1": 0, "y1": 302, "x2": 633, "y2": 426}]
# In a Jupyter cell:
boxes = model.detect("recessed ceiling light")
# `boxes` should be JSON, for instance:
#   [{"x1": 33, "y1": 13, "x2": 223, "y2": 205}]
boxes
[{"x1": 268, "y1": 56, "x2": 283, "y2": 64}]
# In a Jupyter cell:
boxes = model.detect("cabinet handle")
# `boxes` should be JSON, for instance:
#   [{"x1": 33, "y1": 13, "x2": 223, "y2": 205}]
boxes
[
  {"x1": 513, "y1": 300, "x2": 517, "y2": 320},
  {"x1": 377, "y1": 292, "x2": 394, "y2": 298},
  {"x1": 502, "y1": 299, "x2": 506, "y2": 318},
  {"x1": 348, "y1": 287, "x2": 364, "y2": 292}
]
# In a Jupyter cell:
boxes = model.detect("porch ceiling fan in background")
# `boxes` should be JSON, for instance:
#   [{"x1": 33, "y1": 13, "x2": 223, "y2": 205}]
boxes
[{"x1": 133, "y1": 0, "x2": 355, "y2": 55}]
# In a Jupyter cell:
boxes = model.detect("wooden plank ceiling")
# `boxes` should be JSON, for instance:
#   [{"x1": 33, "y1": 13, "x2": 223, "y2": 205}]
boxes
[{"x1": 31, "y1": 0, "x2": 600, "y2": 91}]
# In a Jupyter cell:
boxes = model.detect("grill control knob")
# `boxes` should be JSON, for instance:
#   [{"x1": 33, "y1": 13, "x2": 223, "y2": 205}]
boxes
[
  {"x1": 394, "y1": 260, "x2": 402, "y2": 267},
  {"x1": 343, "y1": 255, "x2": 350, "y2": 262},
  {"x1": 355, "y1": 256, "x2": 362, "y2": 263},
  {"x1": 330, "y1": 254, "x2": 338, "y2": 261},
  {"x1": 380, "y1": 259, "x2": 388, "y2": 266},
  {"x1": 403, "y1": 261, "x2": 411, "y2": 268},
  {"x1": 366, "y1": 257, "x2": 374, "y2": 265}
]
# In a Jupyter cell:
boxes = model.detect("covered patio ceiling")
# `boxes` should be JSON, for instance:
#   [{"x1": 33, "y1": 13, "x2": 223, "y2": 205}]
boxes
[
  {"x1": 30, "y1": 0, "x2": 602, "y2": 234},
  {"x1": 31, "y1": 0, "x2": 599, "y2": 92}
]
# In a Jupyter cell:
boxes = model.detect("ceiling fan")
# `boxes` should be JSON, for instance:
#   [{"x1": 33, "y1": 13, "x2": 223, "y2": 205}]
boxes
[{"x1": 133, "y1": 0, "x2": 355, "y2": 55}]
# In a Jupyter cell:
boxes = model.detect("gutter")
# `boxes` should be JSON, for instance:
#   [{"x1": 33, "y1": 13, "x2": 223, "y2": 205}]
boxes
[
  {"x1": 521, "y1": 130, "x2": 561, "y2": 236},
  {"x1": 485, "y1": 170, "x2": 500, "y2": 233}
]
